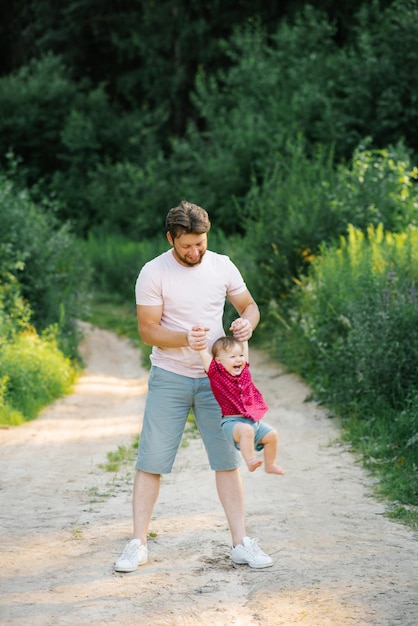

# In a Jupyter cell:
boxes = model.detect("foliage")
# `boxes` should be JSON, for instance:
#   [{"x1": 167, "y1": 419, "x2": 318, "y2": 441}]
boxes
[
  {"x1": 0, "y1": 55, "x2": 79, "y2": 180},
  {"x1": 266, "y1": 224, "x2": 418, "y2": 513},
  {"x1": 0, "y1": 1, "x2": 293, "y2": 138},
  {"x1": 234, "y1": 139, "x2": 338, "y2": 303},
  {"x1": 342, "y1": 394, "x2": 418, "y2": 514},
  {"x1": 82, "y1": 233, "x2": 167, "y2": 302},
  {"x1": 164, "y1": 11, "x2": 340, "y2": 232},
  {"x1": 82, "y1": 157, "x2": 176, "y2": 238},
  {"x1": 276, "y1": 224, "x2": 418, "y2": 408},
  {"x1": 0, "y1": 327, "x2": 77, "y2": 425},
  {"x1": 0, "y1": 167, "x2": 92, "y2": 356},
  {"x1": 144, "y1": 1, "x2": 418, "y2": 234},
  {"x1": 2, "y1": 3, "x2": 418, "y2": 239},
  {"x1": 0, "y1": 54, "x2": 164, "y2": 233},
  {"x1": 0, "y1": 169, "x2": 85, "y2": 424},
  {"x1": 342, "y1": 0, "x2": 418, "y2": 153},
  {"x1": 330, "y1": 141, "x2": 418, "y2": 232},
  {"x1": 240, "y1": 140, "x2": 418, "y2": 308},
  {"x1": 0, "y1": 273, "x2": 31, "y2": 344}
]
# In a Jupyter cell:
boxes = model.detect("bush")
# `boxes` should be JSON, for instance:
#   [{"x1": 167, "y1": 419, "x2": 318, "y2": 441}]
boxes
[
  {"x1": 0, "y1": 169, "x2": 92, "y2": 356},
  {"x1": 238, "y1": 138, "x2": 338, "y2": 305},
  {"x1": 83, "y1": 157, "x2": 176, "y2": 238},
  {"x1": 0, "y1": 327, "x2": 76, "y2": 425},
  {"x1": 0, "y1": 54, "x2": 79, "y2": 181},
  {"x1": 331, "y1": 141, "x2": 418, "y2": 233},
  {"x1": 277, "y1": 224, "x2": 418, "y2": 416},
  {"x1": 264, "y1": 223, "x2": 418, "y2": 513},
  {"x1": 240, "y1": 140, "x2": 418, "y2": 309},
  {"x1": 0, "y1": 273, "x2": 31, "y2": 344}
]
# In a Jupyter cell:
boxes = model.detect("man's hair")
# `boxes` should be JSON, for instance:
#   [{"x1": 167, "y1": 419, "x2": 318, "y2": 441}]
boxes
[
  {"x1": 165, "y1": 200, "x2": 211, "y2": 240},
  {"x1": 212, "y1": 335, "x2": 244, "y2": 357}
]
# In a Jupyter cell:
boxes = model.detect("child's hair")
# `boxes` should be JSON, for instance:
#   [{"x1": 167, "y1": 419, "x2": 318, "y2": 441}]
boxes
[{"x1": 211, "y1": 335, "x2": 244, "y2": 357}]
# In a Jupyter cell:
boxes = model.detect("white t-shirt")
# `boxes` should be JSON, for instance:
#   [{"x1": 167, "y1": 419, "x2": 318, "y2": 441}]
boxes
[{"x1": 135, "y1": 249, "x2": 247, "y2": 377}]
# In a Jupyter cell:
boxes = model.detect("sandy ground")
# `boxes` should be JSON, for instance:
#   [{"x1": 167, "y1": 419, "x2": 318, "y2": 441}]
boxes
[{"x1": 1, "y1": 322, "x2": 417, "y2": 626}]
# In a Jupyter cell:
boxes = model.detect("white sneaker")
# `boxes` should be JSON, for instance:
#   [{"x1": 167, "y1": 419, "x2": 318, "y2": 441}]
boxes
[
  {"x1": 231, "y1": 537, "x2": 273, "y2": 569},
  {"x1": 114, "y1": 539, "x2": 148, "y2": 572}
]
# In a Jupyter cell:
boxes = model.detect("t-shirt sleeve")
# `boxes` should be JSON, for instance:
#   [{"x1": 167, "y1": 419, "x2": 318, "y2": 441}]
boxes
[
  {"x1": 135, "y1": 262, "x2": 162, "y2": 306},
  {"x1": 225, "y1": 258, "x2": 247, "y2": 296}
]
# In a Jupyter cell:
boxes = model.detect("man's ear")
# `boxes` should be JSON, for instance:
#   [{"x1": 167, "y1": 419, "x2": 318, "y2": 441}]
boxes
[{"x1": 166, "y1": 232, "x2": 174, "y2": 246}]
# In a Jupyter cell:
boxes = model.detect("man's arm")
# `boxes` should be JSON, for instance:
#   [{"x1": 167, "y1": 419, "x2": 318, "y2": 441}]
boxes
[
  {"x1": 137, "y1": 305, "x2": 209, "y2": 349},
  {"x1": 137, "y1": 304, "x2": 189, "y2": 348},
  {"x1": 228, "y1": 289, "x2": 260, "y2": 341}
]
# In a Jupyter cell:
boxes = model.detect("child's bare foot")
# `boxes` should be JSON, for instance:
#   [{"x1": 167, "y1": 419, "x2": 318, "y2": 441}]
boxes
[
  {"x1": 265, "y1": 464, "x2": 286, "y2": 475},
  {"x1": 247, "y1": 458, "x2": 263, "y2": 472}
]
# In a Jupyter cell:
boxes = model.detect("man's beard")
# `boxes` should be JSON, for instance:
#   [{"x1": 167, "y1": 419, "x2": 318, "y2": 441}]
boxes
[{"x1": 172, "y1": 247, "x2": 206, "y2": 266}]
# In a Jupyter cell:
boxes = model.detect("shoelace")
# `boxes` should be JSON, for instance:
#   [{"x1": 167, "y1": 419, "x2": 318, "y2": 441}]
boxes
[
  {"x1": 248, "y1": 538, "x2": 265, "y2": 555},
  {"x1": 123, "y1": 542, "x2": 140, "y2": 559}
]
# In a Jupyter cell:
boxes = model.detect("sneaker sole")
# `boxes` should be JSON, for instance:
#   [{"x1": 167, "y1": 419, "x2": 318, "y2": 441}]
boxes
[
  {"x1": 114, "y1": 556, "x2": 148, "y2": 572},
  {"x1": 231, "y1": 558, "x2": 273, "y2": 569}
]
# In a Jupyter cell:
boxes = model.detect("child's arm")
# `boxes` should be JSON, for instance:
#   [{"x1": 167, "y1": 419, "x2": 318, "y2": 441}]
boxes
[
  {"x1": 243, "y1": 340, "x2": 249, "y2": 364},
  {"x1": 197, "y1": 346, "x2": 212, "y2": 372}
]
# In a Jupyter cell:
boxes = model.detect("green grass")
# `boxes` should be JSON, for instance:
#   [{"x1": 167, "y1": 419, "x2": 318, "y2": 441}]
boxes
[
  {"x1": 98, "y1": 441, "x2": 138, "y2": 473},
  {"x1": 341, "y1": 416, "x2": 418, "y2": 531}
]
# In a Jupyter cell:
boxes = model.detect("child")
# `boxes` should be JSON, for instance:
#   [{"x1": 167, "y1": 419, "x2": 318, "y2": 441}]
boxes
[{"x1": 197, "y1": 328, "x2": 285, "y2": 475}]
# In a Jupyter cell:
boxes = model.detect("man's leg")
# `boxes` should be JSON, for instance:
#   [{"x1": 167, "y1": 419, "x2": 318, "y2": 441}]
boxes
[
  {"x1": 132, "y1": 470, "x2": 160, "y2": 544},
  {"x1": 114, "y1": 469, "x2": 158, "y2": 572},
  {"x1": 216, "y1": 467, "x2": 274, "y2": 569},
  {"x1": 215, "y1": 468, "x2": 246, "y2": 546}
]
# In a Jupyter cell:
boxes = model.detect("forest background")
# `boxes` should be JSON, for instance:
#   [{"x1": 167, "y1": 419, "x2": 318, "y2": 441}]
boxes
[{"x1": 0, "y1": 0, "x2": 417, "y2": 529}]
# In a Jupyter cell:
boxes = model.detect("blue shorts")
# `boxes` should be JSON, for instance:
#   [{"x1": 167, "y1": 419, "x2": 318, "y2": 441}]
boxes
[
  {"x1": 136, "y1": 366, "x2": 241, "y2": 474},
  {"x1": 220, "y1": 416, "x2": 273, "y2": 452}
]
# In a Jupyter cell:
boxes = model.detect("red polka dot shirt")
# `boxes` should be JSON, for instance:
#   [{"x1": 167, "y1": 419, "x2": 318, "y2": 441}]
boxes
[{"x1": 207, "y1": 360, "x2": 268, "y2": 422}]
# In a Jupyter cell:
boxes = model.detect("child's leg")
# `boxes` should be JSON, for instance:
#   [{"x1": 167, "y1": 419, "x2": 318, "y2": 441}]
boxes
[
  {"x1": 232, "y1": 422, "x2": 263, "y2": 472},
  {"x1": 260, "y1": 429, "x2": 285, "y2": 475}
]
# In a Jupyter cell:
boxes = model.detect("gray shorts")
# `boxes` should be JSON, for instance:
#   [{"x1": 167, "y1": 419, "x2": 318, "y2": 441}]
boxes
[
  {"x1": 220, "y1": 416, "x2": 273, "y2": 452},
  {"x1": 136, "y1": 366, "x2": 241, "y2": 474}
]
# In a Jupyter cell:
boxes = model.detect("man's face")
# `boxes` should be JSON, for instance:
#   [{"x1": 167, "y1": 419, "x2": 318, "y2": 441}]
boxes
[{"x1": 167, "y1": 232, "x2": 208, "y2": 267}]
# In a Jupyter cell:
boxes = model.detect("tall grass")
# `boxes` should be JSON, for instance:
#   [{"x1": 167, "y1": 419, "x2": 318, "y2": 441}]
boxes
[
  {"x1": 279, "y1": 224, "x2": 418, "y2": 406},
  {"x1": 270, "y1": 224, "x2": 418, "y2": 524}
]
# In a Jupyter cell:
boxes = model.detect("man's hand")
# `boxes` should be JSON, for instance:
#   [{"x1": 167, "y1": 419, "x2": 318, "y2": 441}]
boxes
[
  {"x1": 187, "y1": 324, "x2": 210, "y2": 351},
  {"x1": 230, "y1": 318, "x2": 253, "y2": 341}
]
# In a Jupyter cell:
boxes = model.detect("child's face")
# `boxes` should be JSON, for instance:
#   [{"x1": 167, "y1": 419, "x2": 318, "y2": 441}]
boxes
[{"x1": 215, "y1": 344, "x2": 245, "y2": 376}]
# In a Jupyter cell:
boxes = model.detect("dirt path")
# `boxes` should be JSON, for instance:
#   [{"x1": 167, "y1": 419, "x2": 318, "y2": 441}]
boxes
[{"x1": 1, "y1": 322, "x2": 417, "y2": 626}]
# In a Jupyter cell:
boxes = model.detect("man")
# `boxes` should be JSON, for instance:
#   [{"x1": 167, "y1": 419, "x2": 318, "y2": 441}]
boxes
[{"x1": 115, "y1": 200, "x2": 273, "y2": 572}]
